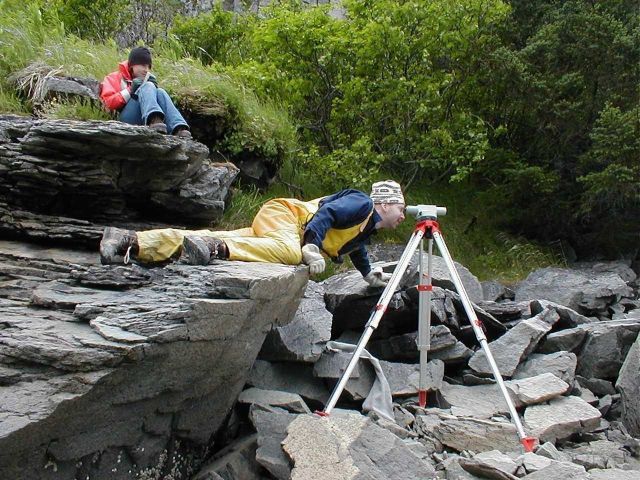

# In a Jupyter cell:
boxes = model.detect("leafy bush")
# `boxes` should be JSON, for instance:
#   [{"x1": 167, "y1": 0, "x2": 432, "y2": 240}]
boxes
[
  {"x1": 52, "y1": 0, "x2": 131, "y2": 42},
  {"x1": 170, "y1": 6, "x2": 250, "y2": 65},
  {"x1": 472, "y1": 0, "x2": 639, "y2": 255}
]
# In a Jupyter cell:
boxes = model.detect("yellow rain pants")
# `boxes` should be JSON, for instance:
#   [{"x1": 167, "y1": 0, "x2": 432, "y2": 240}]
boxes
[{"x1": 136, "y1": 197, "x2": 373, "y2": 265}]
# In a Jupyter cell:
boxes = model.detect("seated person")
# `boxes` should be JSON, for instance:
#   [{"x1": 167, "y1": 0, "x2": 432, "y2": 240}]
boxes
[
  {"x1": 99, "y1": 180, "x2": 407, "y2": 287},
  {"x1": 100, "y1": 46, "x2": 191, "y2": 138}
]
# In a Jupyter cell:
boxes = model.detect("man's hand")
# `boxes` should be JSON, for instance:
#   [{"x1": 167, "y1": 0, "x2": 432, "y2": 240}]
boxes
[
  {"x1": 301, "y1": 244, "x2": 325, "y2": 275},
  {"x1": 147, "y1": 73, "x2": 158, "y2": 87},
  {"x1": 364, "y1": 266, "x2": 392, "y2": 288},
  {"x1": 130, "y1": 78, "x2": 144, "y2": 98}
]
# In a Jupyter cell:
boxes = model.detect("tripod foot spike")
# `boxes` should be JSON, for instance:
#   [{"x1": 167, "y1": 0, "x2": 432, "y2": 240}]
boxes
[
  {"x1": 521, "y1": 436, "x2": 537, "y2": 453},
  {"x1": 418, "y1": 390, "x2": 427, "y2": 408}
]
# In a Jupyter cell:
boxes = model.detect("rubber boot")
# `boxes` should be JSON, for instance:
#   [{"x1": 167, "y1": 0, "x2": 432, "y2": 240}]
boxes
[
  {"x1": 181, "y1": 235, "x2": 228, "y2": 265},
  {"x1": 100, "y1": 227, "x2": 138, "y2": 265}
]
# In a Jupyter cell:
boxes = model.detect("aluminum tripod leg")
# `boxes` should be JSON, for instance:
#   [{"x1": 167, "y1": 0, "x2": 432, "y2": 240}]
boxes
[
  {"x1": 417, "y1": 238, "x2": 433, "y2": 407},
  {"x1": 319, "y1": 227, "x2": 425, "y2": 416},
  {"x1": 431, "y1": 229, "x2": 537, "y2": 452}
]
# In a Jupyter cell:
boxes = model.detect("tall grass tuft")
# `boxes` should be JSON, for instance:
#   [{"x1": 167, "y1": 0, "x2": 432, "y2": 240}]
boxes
[{"x1": 42, "y1": 98, "x2": 112, "y2": 121}]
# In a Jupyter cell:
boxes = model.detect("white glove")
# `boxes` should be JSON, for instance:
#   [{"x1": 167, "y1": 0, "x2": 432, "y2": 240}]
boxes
[
  {"x1": 301, "y1": 244, "x2": 326, "y2": 275},
  {"x1": 364, "y1": 266, "x2": 392, "y2": 288}
]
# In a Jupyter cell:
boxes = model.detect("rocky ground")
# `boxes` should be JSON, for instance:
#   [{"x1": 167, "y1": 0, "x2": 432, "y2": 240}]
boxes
[
  {"x1": 0, "y1": 115, "x2": 638, "y2": 479},
  {"x1": 198, "y1": 253, "x2": 640, "y2": 480}
]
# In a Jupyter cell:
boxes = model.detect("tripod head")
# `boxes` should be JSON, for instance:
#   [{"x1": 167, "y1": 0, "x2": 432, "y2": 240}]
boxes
[{"x1": 405, "y1": 204, "x2": 447, "y2": 221}]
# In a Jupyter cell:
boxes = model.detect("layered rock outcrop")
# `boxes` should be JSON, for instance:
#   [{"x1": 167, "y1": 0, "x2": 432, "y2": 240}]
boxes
[
  {"x1": 0, "y1": 115, "x2": 238, "y2": 247},
  {"x1": 0, "y1": 115, "x2": 307, "y2": 480},
  {"x1": 0, "y1": 240, "x2": 307, "y2": 479}
]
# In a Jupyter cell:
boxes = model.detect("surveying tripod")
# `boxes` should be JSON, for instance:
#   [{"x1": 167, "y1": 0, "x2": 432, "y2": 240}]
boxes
[{"x1": 317, "y1": 205, "x2": 537, "y2": 452}]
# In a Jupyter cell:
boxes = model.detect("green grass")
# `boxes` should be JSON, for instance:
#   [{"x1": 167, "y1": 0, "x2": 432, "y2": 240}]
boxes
[
  {"x1": 0, "y1": 2, "x2": 297, "y2": 162},
  {"x1": 43, "y1": 97, "x2": 112, "y2": 120},
  {"x1": 0, "y1": 85, "x2": 30, "y2": 114}
]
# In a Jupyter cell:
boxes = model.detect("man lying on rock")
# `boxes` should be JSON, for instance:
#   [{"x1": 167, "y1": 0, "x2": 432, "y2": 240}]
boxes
[
  {"x1": 100, "y1": 46, "x2": 192, "y2": 139},
  {"x1": 100, "y1": 180, "x2": 406, "y2": 287}
]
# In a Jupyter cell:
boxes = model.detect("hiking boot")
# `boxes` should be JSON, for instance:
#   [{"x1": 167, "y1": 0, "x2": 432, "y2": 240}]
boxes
[
  {"x1": 174, "y1": 127, "x2": 192, "y2": 139},
  {"x1": 147, "y1": 113, "x2": 167, "y2": 134},
  {"x1": 180, "y1": 235, "x2": 228, "y2": 265},
  {"x1": 100, "y1": 227, "x2": 138, "y2": 265}
]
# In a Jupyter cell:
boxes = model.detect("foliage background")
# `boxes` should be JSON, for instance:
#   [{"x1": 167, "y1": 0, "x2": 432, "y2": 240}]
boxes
[{"x1": 0, "y1": 0, "x2": 637, "y2": 279}]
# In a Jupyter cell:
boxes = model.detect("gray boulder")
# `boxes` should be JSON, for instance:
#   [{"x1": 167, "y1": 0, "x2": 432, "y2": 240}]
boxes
[
  {"x1": 238, "y1": 388, "x2": 310, "y2": 414},
  {"x1": 368, "y1": 325, "x2": 458, "y2": 361},
  {"x1": 576, "y1": 319, "x2": 640, "y2": 379},
  {"x1": 282, "y1": 412, "x2": 436, "y2": 479},
  {"x1": 192, "y1": 434, "x2": 262, "y2": 480},
  {"x1": 534, "y1": 442, "x2": 569, "y2": 462},
  {"x1": 469, "y1": 308, "x2": 559, "y2": 377},
  {"x1": 519, "y1": 461, "x2": 587, "y2": 479},
  {"x1": 438, "y1": 382, "x2": 516, "y2": 419},
  {"x1": 530, "y1": 299, "x2": 596, "y2": 328},
  {"x1": 589, "y1": 468, "x2": 640, "y2": 480},
  {"x1": 519, "y1": 452, "x2": 553, "y2": 473},
  {"x1": 414, "y1": 411, "x2": 521, "y2": 453},
  {"x1": 506, "y1": 373, "x2": 570, "y2": 405},
  {"x1": 259, "y1": 281, "x2": 332, "y2": 363},
  {"x1": 515, "y1": 267, "x2": 634, "y2": 316},
  {"x1": 616, "y1": 332, "x2": 640, "y2": 436},
  {"x1": 324, "y1": 254, "x2": 487, "y2": 336},
  {"x1": 313, "y1": 350, "x2": 376, "y2": 401},
  {"x1": 252, "y1": 410, "x2": 298, "y2": 480},
  {"x1": 537, "y1": 328, "x2": 587, "y2": 354},
  {"x1": 476, "y1": 300, "x2": 531, "y2": 323},
  {"x1": 439, "y1": 374, "x2": 569, "y2": 419},
  {"x1": 247, "y1": 360, "x2": 329, "y2": 405},
  {"x1": 459, "y1": 450, "x2": 519, "y2": 479},
  {"x1": 481, "y1": 280, "x2": 509, "y2": 302},
  {"x1": 523, "y1": 395, "x2": 602, "y2": 442},
  {"x1": 563, "y1": 439, "x2": 632, "y2": 470},
  {"x1": 573, "y1": 260, "x2": 637, "y2": 284},
  {"x1": 403, "y1": 252, "x2": 484, "y2": 303},
  {"x1": 40, "y1": 75, "x2": 100, "y2": 103},
  {"x1": 381, "y1": 359, "x2": 444, "y2": 397},
  {"x1": 575, "y1": 376, "x2": 616, "y2": 396},
  {"x1": 513, "y1": 351, "x2": 577, "y2": 385}
]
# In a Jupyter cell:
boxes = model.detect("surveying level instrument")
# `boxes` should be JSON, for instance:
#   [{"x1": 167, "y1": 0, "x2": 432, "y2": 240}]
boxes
[{"x1": 317, "y1": 204, "x2": 538, "y2": 453}]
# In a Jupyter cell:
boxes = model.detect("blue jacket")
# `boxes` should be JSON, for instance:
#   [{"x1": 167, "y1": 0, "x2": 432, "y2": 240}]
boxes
[{"x1": 303, "y1": 189, "x2": 380, "y2": 276}]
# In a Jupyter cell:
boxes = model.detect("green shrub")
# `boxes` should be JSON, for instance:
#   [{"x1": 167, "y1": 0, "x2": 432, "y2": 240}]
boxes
[
  {"x1": 52, "y1": 0, "x2": 130, "y2": 42},
  {"x1": 170, "y1": 6, "x2": 250, "y2": 65}
]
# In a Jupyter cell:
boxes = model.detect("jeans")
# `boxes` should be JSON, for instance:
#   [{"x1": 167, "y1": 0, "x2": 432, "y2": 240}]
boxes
[{"x1": 119, "y1": 82, "x2": 189, "y2": 134}]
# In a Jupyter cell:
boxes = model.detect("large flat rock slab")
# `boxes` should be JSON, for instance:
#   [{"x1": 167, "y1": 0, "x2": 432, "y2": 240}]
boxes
[
  {"x1": 0, "y1": 242, "x2": 308, "y2": 480},
  {"x1": 523, "y1": 395, "x2": 602, "y2": 443},
  {"x1": 415, "y1": 411, "x2": 521, "y2": 453},
  {"x1": 282, "y1": 412, "x2": 436, "y2": 479}
]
